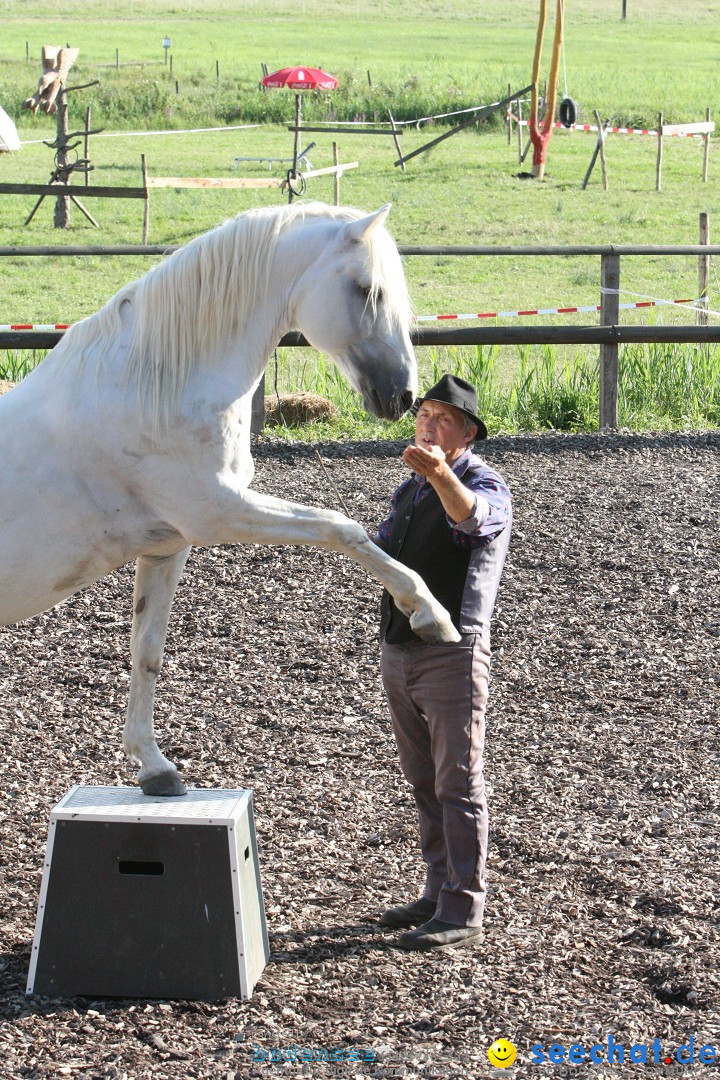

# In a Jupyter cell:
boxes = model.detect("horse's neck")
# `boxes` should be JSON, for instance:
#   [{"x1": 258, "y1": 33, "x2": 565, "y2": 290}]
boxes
[{"x1": 212, "y1": 216, "x2": 334, "y2": 395}]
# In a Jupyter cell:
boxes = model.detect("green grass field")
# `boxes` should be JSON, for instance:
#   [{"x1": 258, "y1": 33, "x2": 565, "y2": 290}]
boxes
[
  {"x1": 4, "y1": 0, "x2": 720, "y2": 128},
  {"x1": 2, "y1": 1, "x2": 720, "y2": 432}
]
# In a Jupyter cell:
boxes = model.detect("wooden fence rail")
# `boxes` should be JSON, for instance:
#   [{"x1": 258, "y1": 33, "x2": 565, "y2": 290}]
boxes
[
  {"x1": 2, "y1": 244, "x2": 720, "y2": 257},
  {"x1": 0, "y1": 183, "x2": 147, "y2": 200},
  {"x1": 5, "y1": 324, "x2": 720, "y2": 353},
  {"x1": 1, "y1": 241, "x2": 716, "y2": 431}
]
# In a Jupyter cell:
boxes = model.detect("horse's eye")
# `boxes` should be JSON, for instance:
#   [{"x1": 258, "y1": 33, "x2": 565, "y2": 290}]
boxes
[{"x1": 359, "y1": 284, "x2": 383, "y2": 303}]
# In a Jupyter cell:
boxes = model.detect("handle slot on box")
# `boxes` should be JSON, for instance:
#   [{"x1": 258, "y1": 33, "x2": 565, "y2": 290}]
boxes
[{"x1": 118, "y1": 860, "x2": 164, "y2": 876}]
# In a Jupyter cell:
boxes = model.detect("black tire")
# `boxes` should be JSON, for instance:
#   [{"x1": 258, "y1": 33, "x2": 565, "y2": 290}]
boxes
[{"x1": 559, "y1": 97, "x2": 578, "y2": 128}]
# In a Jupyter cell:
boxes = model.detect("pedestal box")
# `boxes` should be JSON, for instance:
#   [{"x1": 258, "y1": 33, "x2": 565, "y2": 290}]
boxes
[{"x1": 27, "y1": 786, "x2": 269, "y2": 1000}]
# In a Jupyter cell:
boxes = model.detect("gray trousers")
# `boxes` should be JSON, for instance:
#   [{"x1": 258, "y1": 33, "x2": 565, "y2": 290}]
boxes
[{"x1": 380, "y1": 633, "x2": 491, "y2": 928}]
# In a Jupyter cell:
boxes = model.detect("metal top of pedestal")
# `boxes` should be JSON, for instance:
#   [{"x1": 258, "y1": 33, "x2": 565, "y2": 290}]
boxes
[{"x1": 50, "y1": 785, "x2": 254, "y2": 826}]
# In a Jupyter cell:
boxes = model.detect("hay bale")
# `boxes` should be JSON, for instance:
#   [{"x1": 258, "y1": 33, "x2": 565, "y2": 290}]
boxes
[
  {"x1": 264, "y1": 392, "x2": 338, "y2": 427},
  {"x1": 0, "y1": 380, "x2": 16, "y2": 396}
]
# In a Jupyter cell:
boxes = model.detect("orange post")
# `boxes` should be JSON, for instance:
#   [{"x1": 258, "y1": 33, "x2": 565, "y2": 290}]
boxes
[{"x1": 528, "y1": 0, "x2": 565, "y2": 178}]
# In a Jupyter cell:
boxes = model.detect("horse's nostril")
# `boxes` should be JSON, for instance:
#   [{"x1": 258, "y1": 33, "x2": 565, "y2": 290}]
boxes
[{"x1": 400, "y1": 390, "x2": 414, "y2": 414}]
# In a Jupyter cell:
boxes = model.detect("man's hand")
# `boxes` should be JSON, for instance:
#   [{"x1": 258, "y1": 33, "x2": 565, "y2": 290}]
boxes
[
  {"x1": 402, "y1": 441, "x2": 477, "y2": 525},
  {"x1": 402, "y1": 442, "x2": 447, "y2": 480}
]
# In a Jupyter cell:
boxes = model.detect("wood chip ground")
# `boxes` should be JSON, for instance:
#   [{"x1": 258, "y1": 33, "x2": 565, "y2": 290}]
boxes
[{"x1": 0, "y1": 431, "x2": 718, "y2": 1079}]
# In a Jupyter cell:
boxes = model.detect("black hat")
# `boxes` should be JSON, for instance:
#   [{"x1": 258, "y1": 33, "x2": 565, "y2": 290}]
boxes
[{"x1": 412, "y1": 374, "x2": 488, "y2": 440}]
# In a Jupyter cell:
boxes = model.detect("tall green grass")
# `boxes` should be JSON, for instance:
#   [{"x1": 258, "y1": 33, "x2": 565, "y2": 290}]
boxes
[
  {"x1": 6, "y1": 341, "x2": 718, "y2": 434},
  {"x1": 266, "y1": 341, "x2": 720, "y2": 437},
  {"x1": 0, "y1": 351, "x2": 41, "y2": 382}
]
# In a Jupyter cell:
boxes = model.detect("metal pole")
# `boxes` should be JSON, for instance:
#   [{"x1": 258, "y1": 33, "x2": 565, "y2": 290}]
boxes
[
  {"x1": 289, "y1": 94, "x2": 301, "y2": 204},
  {"x1": 599, "y1": 253, "x2": 620, "y2": 429},
  {"x1": 698, "y1": 212, "x2": 710, "y2": 326}
]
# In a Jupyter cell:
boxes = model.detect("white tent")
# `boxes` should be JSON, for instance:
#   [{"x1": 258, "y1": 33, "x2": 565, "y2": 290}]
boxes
[{"x1": 0, "y1": 106, "x2": 21, "y2": 152}]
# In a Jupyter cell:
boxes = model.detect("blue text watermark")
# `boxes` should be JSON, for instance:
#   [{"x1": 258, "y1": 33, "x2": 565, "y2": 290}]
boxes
[{"x1": 253, "y1": 1044, "x2": 376, "y2": 1065}]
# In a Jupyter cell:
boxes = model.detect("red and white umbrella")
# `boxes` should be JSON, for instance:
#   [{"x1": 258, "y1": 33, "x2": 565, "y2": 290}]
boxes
[
  {"x1": 261, "y1": 66, "x2": 338, "y2": 201},
  {"x1": 261, "y1": 66, "x2": 338, "y2": 91}
]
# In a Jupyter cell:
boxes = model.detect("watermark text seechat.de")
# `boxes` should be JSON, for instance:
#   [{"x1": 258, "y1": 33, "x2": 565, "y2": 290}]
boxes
[{"x1": 530, "y1": 1036, "x2": 717, "y2": 1067}]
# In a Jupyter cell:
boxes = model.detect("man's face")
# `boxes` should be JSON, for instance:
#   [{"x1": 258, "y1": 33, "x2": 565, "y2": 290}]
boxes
[{"x1": 415, "y1": 400, "x2": 476, "y2": 461}]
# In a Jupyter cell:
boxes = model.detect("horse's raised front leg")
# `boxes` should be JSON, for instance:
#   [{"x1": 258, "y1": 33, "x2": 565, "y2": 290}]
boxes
[
  {"x1": 123, "y1": 548, "x2": 191, "y2": 796},
  {"x1": 188, "y1": 488, "x2": 460, "y2": 644}
]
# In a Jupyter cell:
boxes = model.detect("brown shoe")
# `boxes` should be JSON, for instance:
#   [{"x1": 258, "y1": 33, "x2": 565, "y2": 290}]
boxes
[
  {"x1": 378, "y1": 897, "x2": 437, "y2": 929},
  {"x1": 398, "y1": 918, "x2": 483, "y2": 951}
]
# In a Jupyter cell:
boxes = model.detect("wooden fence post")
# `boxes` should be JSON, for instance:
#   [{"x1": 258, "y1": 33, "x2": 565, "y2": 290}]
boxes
[
  {"x1": 250, "y1": 377, "x2": 265, "y2": 435},
  {"x1": 596, "y1": 110, "x2": 609, "y2": 190},
  {"x1": 141, "y1": 154, "x2": 150, "y2": 244},
  {"x1": 507, "y1": 83, "x2": 512, "y2": 144},
  {"x1": 517, "y1": 98, "x2": 523, "y2": 164},
  {"x1": 332, "y1": 142, "x2": 340, "y2": 205},
  {"x1": 582, "y1": 115, "x2": 609, "y2": 190},
  {"x1": 84, "y1": 104, "x2": 91, "y2": 186},
  {"x1": 54, "y1": 87, "x2": 71, "y2": 229},
  {"x1": 387, "y1": 108, "x2": 404, "y2": 172},
  {"x1": 703, "y1": 107, "x2": 711, "y2": 182},
  {"x1": 656, "y1": 112, "x2": 663, "y2": 192},
  {"x1": 698, "y1": 212, "x2": 710, "y2": 326},
  {"x1": 599, "y1": 253, "x2": 620, "y2": 429}
]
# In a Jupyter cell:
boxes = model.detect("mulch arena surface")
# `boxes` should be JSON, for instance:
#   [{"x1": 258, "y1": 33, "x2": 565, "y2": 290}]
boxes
[{"x1": 0, "y1": 430, "x2": 718, "y2": 1079}]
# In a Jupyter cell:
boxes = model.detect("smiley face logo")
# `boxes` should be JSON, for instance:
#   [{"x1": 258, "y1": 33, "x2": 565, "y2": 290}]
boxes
[{"x1": 488, "y1": 1038, "x2": 517, "y2": 1068}]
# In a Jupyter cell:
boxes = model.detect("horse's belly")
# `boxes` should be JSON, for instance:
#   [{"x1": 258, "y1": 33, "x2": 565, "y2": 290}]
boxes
[
  {"x1": 0, "y1": 418, "x2": 160, "y2": 625},
  {"x1": 0, "y1": 478, "x2": 133, "y2": 622}
]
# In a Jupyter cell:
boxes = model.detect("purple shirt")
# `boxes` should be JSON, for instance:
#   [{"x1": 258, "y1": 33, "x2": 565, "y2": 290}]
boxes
[{"x1": 376, "y1": 449, "x2": 512, "y2": 551}]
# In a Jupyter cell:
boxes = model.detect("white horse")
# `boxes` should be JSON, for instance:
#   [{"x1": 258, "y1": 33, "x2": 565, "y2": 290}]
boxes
[{"x1": 0, "y1": 201, "x2": 459, "y2": 796}]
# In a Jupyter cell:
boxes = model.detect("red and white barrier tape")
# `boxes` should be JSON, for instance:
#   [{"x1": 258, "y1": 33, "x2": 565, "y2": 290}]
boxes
[
  {"x1": 0, "y1": 296, "x2": 707, "y2": 330},
  {"x1": 0, "y1": 323, "x2": 71, "y2": 330},
  {"x1": 416, "y1": 298, "x2": 699, "y2": 321},
  {"x1": 511, "y1": 117, "x2": 708, "y2": 138}
]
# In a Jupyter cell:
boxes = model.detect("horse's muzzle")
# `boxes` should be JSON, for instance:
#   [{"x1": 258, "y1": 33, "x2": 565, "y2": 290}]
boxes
[{"x1": 363, "y1": 386, "x2": 414, "y2": 421}]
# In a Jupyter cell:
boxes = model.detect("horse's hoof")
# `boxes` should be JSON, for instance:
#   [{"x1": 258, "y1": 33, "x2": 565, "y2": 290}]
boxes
[
  {"x1": 410, "y1": 606, "x2": 462, "y2": 644},
  {"x1": 139, "y1": 770, "x2": 187, "y2": 797}
]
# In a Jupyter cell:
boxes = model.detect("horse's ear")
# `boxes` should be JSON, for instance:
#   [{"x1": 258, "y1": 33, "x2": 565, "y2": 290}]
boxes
[{"x1": 342, "y1": 204, "x2": 392, "y2": 244}]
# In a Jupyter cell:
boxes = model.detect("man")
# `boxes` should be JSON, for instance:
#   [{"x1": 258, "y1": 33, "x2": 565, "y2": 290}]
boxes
[{"x1": 374, "y1": 374, "x2": 512, "y2": 951}]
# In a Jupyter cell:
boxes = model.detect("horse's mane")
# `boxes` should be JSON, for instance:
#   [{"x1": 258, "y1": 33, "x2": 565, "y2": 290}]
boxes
[{"x1": 62, "y1": 201, "x2": 408, "y2": 426}]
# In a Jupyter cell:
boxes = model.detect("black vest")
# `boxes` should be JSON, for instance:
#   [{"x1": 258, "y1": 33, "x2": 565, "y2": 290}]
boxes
[{"x1": 380, "y1": 480, "x2": 472, "y2": 644}]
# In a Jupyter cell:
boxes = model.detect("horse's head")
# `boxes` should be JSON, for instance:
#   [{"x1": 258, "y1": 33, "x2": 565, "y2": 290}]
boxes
[{"x1": 291, "y1": 205, "x2": 417, "y2": 421}]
